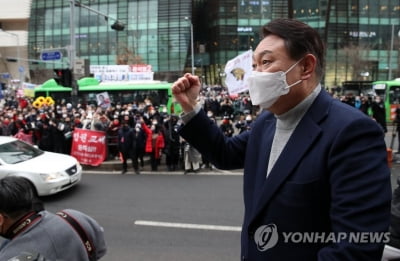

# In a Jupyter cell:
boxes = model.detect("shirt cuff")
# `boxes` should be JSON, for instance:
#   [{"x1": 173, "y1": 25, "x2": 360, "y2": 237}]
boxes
[{"x1": 180, "y1": 103, "x2": 202, "y2": 124}]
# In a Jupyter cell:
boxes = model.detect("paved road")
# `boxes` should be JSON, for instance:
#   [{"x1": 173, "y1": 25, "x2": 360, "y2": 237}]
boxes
[{"x1": 42, "y1": 173, "x2": 244, "y2": 261}]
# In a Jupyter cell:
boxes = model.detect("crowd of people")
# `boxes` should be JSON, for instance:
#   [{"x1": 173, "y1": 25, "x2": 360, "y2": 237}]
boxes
[
  {"x1": 0, "y1": 88, "x2": 257, "y2": 174},
  {"x1": 0, "y1": 85, "x2": 391, "y2": 174},
  {"x1": 337, "y1": 92, "x2": 388, "y2": 133}
]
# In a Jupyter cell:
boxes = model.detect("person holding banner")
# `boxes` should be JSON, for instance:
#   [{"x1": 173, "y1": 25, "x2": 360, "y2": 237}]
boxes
[{"x1": 171, "y1": 18, "x2": 391, "y2": 260}]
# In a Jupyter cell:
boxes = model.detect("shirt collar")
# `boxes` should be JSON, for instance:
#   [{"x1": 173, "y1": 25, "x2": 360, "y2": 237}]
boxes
[{"x1": 275, "y1": 84, "x2": 322, "y2": 130}]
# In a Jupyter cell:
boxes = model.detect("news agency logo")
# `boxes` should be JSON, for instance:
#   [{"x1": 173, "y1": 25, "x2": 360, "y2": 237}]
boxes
[
  {"x1": 254, "y1": 224, "x2": 279, "y2": 251},
  {"x1": 254, "y1": 223, "x2": 391, "y2": 252}
]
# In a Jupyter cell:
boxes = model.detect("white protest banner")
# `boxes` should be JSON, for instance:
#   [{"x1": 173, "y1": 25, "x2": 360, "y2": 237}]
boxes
[{"x1": 224, "y1": 49, "x2": 253, "y2": 94}]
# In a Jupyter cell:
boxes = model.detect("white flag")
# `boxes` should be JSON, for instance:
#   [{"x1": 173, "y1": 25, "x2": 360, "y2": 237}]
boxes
[{"x1": 224, "y1": 49, "x2": 253, "y2": 94}]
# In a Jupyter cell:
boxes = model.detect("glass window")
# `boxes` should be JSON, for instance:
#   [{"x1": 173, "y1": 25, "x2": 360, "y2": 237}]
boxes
[
  {"x1": 389, "y1": 85, "x2": 400, "y2": 104},
  {"x1": 0, "y1": 140, "x2": 43, "y2": 164}
]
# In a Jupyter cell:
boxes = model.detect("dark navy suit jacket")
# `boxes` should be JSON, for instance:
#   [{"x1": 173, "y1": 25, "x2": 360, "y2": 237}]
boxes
[{"x1": 179, "y1": 89, "x2": 392, "y2": 260}]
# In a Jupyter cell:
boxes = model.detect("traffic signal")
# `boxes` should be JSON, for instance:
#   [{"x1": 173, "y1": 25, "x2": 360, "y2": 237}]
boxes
[
  {"x1": 111, "y1": 21, "x2": 124, "y2": 31},
  {"x1": 53, "y1": 69, "x2": 72, "y2": 87}
]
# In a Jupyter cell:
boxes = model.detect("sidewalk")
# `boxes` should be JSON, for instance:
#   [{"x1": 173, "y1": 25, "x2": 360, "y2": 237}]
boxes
[{"x1": 82, "y1": 157, "x2": 243, "y2": 175}]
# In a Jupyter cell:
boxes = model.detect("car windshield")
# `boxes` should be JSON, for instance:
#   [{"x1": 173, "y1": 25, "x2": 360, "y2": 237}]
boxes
[{"x1": 0, "y1": 140, "x2": 44, "y2": 164}]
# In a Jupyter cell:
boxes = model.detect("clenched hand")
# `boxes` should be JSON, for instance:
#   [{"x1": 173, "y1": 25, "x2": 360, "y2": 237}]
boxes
[{"x1": 171, "y1": 73, "x2": 201, "y2": 113}]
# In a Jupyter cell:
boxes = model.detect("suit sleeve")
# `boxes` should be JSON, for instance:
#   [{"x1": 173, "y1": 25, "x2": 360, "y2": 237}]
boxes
[
  {"x1": 318, "y1": 117, "x2": 392, "y2": 260},
  {"x1": 179, "y1": 109, "x2": 248, "y2": 170}
]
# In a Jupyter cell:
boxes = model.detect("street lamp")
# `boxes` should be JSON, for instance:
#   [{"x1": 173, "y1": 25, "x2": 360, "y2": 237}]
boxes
[
  {"x1": 70, "y1": 0, "x2": 126, "y2": 69},
  {"x1": 184, "y1": 16, "x2": 195, "y2": 75},
  {"x1": 0, "y1": 29, "x2": 21, "y2": 84},
  {"x1": 69, "y1": 0, "x2": 125, "y2": 105},
  {"x1": 388, "y1": 24, "x2": 400, "y2": 80}
]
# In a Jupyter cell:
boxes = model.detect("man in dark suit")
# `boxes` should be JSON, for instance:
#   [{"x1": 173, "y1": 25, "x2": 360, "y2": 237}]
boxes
[
  {"x1": 172, "y1": 18, "x2": 391, "y2": 260},
  {"x1": 118, "y1": 120, "x2": 136, "y2": 174}
]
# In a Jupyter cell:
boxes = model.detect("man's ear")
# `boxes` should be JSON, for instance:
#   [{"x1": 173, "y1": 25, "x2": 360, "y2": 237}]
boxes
[{"x1": 300, "y1": 54, "x2": 317, "y2": 80}]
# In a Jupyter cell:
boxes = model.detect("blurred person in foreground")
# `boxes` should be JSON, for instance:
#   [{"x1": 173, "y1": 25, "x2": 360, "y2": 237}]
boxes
[
  {"x1": 172, "y1": 18, "x2": 391, "y2": 260},
  {"x1": 0, "y1": 176, "x2": 107, "y2": 261}
]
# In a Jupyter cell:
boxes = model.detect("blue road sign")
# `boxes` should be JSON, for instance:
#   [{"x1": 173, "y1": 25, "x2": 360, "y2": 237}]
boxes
[
  {"x1": 40, "y1": 50, "x2": 62, "y2": 61},
  {"x1": 1, "y1": 73, "x2": 10, "y2": 79}
]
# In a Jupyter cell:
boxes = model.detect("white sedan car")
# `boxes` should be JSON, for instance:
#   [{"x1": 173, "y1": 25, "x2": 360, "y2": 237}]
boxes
[{"x1": 0, "y1": 136, "x2": 82, "y2": 196}]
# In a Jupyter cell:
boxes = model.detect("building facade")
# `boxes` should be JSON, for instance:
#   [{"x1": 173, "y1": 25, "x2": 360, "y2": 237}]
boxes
[
  {"x1": 0, "y1": 0, "x2": 30, "y2": 90},
  {"x1": 18, "y1": 0, "x2": 400, "y2": 89},
  {"x1": 28, "y1": 0, "x2": 192, "y2": 83},
  {"x1": 201, "y1": 0, "x2": 400, "y2": 88}
]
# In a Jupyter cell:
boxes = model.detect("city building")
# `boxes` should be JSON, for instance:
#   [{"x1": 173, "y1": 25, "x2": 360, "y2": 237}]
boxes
[
  {"x1": 202, "y1": 0, "x2": 400, "y2": 88},
  {"x1": 0, "y1": 0, "x2": 30, "y2": 91},
  {"x1": 28, "y1": 0, "x2": 192, "y2": 83},
  {"x1": 0, "y1": 1, "x2": 399, "y2": 90}
]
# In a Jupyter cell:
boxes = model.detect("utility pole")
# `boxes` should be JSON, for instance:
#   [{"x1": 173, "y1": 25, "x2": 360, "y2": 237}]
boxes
[
  {"x1": 69, "y1": 0, "x2": 76, "y2": 71},
  {"x1": 69, "y1": 0, "x2": 78, "y2": 106},
  {"x1": 388, "y1": 24, "x2": 395, "y2": 80},
  {"x1": 287, "y1": 0, "x2": 293, "y2": 18},
  {"x1": 185, "y1": 17, "x2": 195, "y2": 75}
]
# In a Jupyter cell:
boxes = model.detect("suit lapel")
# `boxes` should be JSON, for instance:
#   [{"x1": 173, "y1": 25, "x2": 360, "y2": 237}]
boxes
[
  {"x1": 251, "y1": 118, "x2": 276, "y2": 211},
  {"x1": 250, "y1": 99, "x2": 326, "y2": 220}
]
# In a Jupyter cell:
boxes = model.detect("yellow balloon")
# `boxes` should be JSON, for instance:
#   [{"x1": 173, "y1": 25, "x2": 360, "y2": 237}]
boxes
[
  {"x1": 45, "y1": 97, "x2": 54, "y2": 105},
  {"x1": 33, "y1": 101, "x2": 41, "y2": 109},
  {"x1": 37, "y1": 96, "x2": 45, "y2": 103}
]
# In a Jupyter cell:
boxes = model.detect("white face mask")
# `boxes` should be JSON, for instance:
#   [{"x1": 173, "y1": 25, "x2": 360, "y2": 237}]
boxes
[{"x1": 247, "y1": 59, "x2": 303, "y2": 109}]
